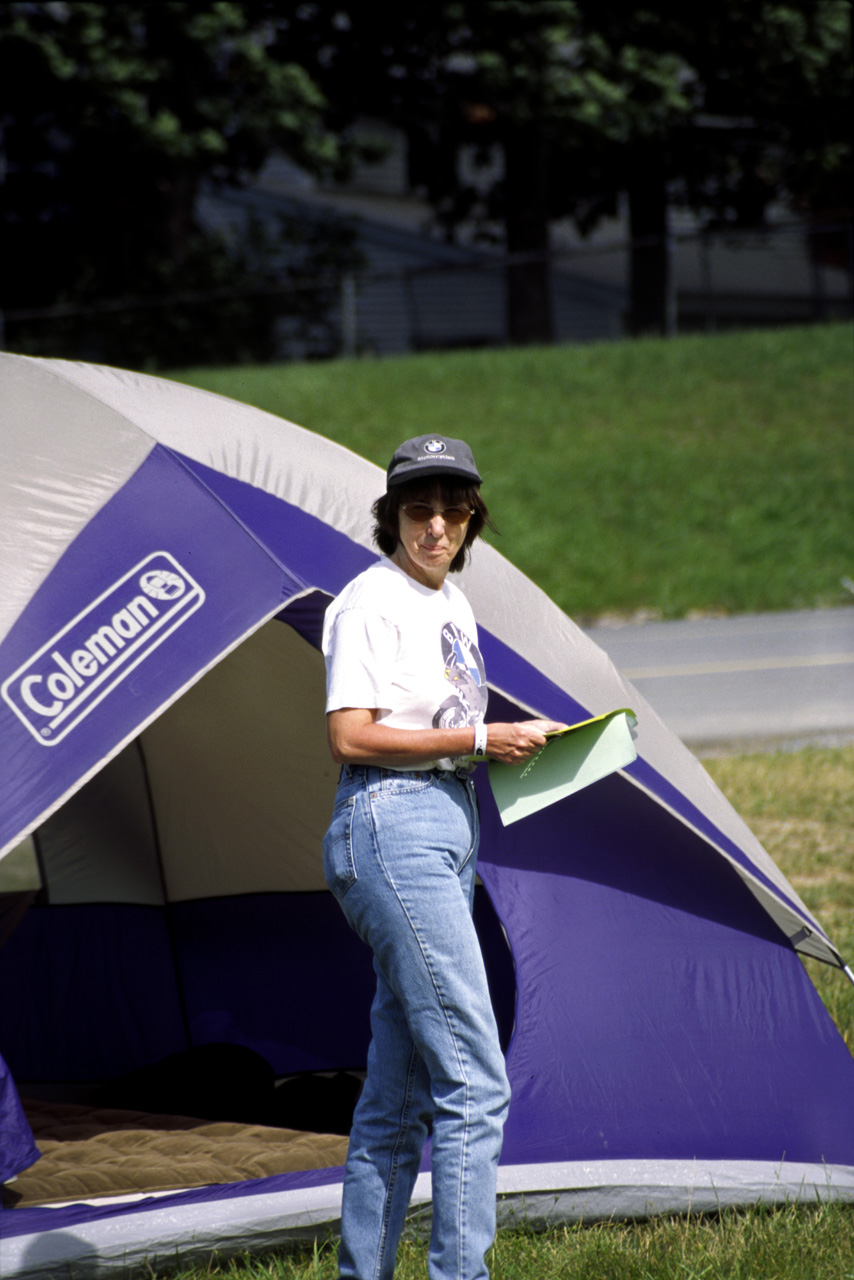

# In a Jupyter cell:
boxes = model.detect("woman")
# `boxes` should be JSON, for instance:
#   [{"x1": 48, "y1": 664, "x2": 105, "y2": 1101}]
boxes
[{"x1": 322, "y1": 434, "x2": 565, "y2": 1280}]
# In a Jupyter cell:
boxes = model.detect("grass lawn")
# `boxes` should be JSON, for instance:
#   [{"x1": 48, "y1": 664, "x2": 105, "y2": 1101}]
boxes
[
  {"x1": 158, "y1": 744, "x2": 854, "y2": 1280},
  {"x1": 163, "y1": 1202, "x2": 854, "y2": 1280},
  {"x1": 172, "y1": 322, "x2": 854, "y2": 622}
]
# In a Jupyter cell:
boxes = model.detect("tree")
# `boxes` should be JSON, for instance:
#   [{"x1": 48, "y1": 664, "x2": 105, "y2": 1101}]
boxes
[
  {"x1": 582, "y1": 1, "x2": 853, "y2": 331},
  {"x1": 282, "y1": 0, "x2": 850, "y2": 340},
  {"x1": 0, "y1": 1, "x2": 361, "y2": 365},
  {"x1": 4, "y1": 3, "x2": 847, "y2": 361},
  {"x1": 444, "y1": 2, "x2": 698, "y2": 340},
  {"x1": 270, "y1": 1, "x2": 673, "y2": 343}
]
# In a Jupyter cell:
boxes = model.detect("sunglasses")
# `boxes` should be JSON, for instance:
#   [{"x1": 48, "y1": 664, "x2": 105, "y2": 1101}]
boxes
[{"x1": 400, "y1": 503, "x2": 474, "y2": 526}]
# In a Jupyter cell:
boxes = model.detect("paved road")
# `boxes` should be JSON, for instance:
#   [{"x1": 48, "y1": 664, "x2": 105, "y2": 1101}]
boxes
[{"x1": 583, "y1": 607, "x2": 854, "y2": 753}]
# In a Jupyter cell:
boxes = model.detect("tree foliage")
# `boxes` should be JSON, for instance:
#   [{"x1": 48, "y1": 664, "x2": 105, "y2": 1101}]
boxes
[
  {"x1": 1, "y1": 2, "x2": 849, "y2": 361},
  {"x1": 0, "y1": 1, "x2": 360, "y2": 365},
  {"x1": 276, "y1": 0, "x2": 850, "y2": 339}
]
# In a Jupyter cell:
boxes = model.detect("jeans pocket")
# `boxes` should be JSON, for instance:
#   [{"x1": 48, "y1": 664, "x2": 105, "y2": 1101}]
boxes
[{"x1": 323, "y1": 796, "x2": 358, "y2": 899}]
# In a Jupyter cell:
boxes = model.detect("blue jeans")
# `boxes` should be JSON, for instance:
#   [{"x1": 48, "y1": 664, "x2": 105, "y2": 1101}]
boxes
[{"x1": 323, "y1": 766, "x2": 511, "y2": 1280}]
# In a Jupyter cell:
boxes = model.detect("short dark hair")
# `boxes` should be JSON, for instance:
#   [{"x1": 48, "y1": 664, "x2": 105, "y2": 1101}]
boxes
[{"x1": 372, "y1": 477, "x2": 494, "y2": 573}]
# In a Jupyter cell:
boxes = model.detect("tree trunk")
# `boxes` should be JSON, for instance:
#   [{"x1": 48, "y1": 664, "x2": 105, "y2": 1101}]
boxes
[
  {"x1": 626, "y1": 147, "x2": 674, "y2": 336},
  {"x1": 504, "y1": 126, "x2": 554, "y2": 345}
]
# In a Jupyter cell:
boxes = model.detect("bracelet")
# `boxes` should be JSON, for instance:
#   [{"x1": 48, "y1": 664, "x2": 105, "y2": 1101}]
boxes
[{"x1": 473, "y1": 722, "x2": 488, "y2": 760}]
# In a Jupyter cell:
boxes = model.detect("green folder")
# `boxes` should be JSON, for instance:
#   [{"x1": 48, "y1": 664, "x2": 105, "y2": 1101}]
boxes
[{"x1": 488, "y1": 708, "x2": 638, "y2": 826}]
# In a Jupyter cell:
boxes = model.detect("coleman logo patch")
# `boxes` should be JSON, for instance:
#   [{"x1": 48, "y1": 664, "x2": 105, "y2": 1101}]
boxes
[{"x1": 2, "y1": 552, "x2": 204, "y2": 745}]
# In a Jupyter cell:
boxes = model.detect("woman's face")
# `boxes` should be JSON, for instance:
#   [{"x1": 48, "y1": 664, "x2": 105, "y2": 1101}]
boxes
[{"x1": 392, "y1": 487, "x2": 471, "y2": 589}]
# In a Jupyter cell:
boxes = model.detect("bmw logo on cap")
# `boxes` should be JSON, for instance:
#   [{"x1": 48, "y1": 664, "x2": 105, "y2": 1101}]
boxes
[{"x1": 424, "y1": 439, "x2": 447, "y2": 454}]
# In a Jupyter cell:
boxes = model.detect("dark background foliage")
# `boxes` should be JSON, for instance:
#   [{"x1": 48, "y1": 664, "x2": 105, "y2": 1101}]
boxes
[{"x1": 1, "y1": 1, "x2": 850, "y2": 365}]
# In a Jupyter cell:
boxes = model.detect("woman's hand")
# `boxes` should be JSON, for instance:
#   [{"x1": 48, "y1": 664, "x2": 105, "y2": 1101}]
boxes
[
  {"x1": 327, "y1": 709, "x2": 568, "y2": 768},
  {"x1": 485, "y1": 719, "x2": 568, "y2": 765}
]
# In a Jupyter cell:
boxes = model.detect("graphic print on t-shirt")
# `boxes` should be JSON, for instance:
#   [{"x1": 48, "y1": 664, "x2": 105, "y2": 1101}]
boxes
[{"x1": 433, "y1": 621, "x2": 488, "y2": 729}]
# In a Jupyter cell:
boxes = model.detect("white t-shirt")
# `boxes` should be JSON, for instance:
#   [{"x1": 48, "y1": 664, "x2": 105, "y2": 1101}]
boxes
[{"x1": 322, "y1": 557, "x2": 488, "y2": 770}]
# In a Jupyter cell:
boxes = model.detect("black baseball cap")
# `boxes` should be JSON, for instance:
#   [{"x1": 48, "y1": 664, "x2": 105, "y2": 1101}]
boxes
[{"x1": 386, "y1": 434, "x2": 482, "y2": 488}]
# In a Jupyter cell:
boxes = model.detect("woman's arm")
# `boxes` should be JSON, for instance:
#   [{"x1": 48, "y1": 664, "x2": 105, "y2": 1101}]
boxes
[{"x1": 327, "y1": 707, "x2": 567, "y2": 768}]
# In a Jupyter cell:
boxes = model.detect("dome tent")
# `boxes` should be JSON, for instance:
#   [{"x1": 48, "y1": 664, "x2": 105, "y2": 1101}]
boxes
[{"x1": 0, "y1": 353, "x2": 852, "y2": 1278}]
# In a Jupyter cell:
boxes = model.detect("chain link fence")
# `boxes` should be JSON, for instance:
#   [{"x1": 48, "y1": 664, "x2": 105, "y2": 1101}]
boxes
[{"x1": 3, "y1": 221, "x2": 851, "y2": 365}]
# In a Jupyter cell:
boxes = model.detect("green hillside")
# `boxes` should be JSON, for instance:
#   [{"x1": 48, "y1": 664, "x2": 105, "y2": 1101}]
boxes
[{"x1": 173, "y1": 323, "x2": 854, "y2": 622}]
